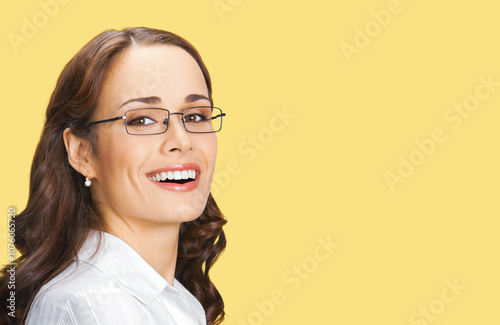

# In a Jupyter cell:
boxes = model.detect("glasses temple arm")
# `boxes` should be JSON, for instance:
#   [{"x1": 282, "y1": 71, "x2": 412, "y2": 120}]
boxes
[
  {"x1": 210, "y1": 113, "x2": 226, "y2": 120},
  {"x1": 85, "y1": 116, "x2": 125, "y2": 127}
]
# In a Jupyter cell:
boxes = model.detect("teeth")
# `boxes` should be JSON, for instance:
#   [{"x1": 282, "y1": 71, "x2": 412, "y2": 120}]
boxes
[{"x1": 150, "y1": 169, "x2": 197, "y2": 182}]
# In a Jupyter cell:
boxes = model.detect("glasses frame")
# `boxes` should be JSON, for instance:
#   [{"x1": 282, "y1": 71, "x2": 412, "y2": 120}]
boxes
[{"x1": 85, "y1": 106, "x2": 226, "y2": 135}]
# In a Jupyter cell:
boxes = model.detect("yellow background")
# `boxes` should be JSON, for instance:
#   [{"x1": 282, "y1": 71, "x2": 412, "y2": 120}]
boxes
[{"x1": 1, "y1": 0, "x2": 499, "y2": 324}]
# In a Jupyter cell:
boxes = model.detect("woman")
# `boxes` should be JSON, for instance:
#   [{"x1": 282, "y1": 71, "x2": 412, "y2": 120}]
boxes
[{"x1": 0, "y1": 27, "x2": 227, "y2": 324}]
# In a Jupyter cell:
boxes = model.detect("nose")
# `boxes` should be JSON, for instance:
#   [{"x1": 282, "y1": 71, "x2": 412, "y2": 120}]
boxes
[{"x1": 159, "y1": 113, "x2": 194, "y2": 154}]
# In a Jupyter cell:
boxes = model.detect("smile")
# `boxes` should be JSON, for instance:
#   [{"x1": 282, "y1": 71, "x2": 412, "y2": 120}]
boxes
[
  {"x1": 149, "y1": 169, "x2": 197, "y2": 184},
  {"x1": 146, "y1": 163, "x2": 201, "y2": 192}
]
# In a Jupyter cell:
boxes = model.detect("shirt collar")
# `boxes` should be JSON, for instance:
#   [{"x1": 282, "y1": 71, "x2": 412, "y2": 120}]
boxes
[{"x1": 76, "y1": 230, "x2": 184, "y2": 305}]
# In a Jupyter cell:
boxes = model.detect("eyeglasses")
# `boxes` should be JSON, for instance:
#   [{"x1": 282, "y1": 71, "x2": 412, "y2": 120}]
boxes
[{"x1": 85, "y1": 106, "x2": 226, "y2": 135}]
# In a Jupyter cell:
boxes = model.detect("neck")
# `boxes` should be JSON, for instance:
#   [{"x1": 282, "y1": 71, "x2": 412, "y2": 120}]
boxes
[{"x1": 105, "y1": 219, "x2": 181, "y2": 286}]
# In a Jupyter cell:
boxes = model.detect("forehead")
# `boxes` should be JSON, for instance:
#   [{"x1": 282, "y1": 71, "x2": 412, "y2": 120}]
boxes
[{"x1": 98, "y1": 45, "x2": 208, "y2": 112}]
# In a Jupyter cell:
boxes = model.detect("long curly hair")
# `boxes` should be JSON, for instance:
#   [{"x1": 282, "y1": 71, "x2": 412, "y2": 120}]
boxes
[{"x1": 0, "y1": 27, "x2": 226, "y2": 325}]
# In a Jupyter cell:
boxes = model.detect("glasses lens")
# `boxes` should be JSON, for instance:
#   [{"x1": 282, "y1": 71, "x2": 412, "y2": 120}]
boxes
[
  {"x1": 183, "y1": 107, "x2": 223, "y2": 133},
  {"x1": 125, "y1": 108, "x2": 169, "y2": 135}
]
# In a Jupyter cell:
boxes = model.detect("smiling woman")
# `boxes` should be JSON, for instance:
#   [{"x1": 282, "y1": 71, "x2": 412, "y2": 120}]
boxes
[{"x1": 0, "y1": 27, "x2": 227, "y2": 325}]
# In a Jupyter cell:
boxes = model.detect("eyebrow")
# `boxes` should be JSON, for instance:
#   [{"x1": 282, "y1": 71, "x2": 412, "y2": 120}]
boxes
[
  {"x1": 119, "y1": 94, "x2": 211, "y2": 109},
  {"x1": 185, "y1": 94, "x2": 211, "y2": 104},
  {"x1": 119, "y1": 96, "x2": 161, "y2": 108}
]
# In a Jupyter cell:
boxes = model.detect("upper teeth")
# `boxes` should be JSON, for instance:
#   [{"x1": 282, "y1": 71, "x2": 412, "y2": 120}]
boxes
[{"x1": 149, "y1": 169, "x2": 197, "y2": 182}]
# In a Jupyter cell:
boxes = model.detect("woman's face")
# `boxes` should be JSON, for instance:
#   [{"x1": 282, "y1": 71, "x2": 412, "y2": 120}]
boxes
[{"x1": 89, "y1": 45, "x2": 217, "y2": 226}]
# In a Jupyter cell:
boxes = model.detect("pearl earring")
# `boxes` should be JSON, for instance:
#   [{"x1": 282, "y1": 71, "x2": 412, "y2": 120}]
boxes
[{"x1": 85, "y1": 175, "x2": 92, "y2": 187}]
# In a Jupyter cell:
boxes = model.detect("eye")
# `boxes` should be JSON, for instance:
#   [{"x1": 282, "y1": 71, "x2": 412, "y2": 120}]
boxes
[
  {"x1": 128, "y1": 116, "x2": 156, "y2": 126},
  {"x1": 184, "y1": 113, "x2": 208, "y2": 123}
]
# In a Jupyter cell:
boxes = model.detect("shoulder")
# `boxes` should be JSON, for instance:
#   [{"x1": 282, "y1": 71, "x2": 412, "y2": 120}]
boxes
[{"x1": 26, "y1": 262, "x2": 150, "y2": 325}]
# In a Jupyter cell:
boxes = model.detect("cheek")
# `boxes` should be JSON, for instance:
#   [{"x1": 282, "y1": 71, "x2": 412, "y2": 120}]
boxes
[
  {"x1": 200, "y1": 134, "x2": 218, "y2": 168},
  {"x1": 94, "y1": 133, "x2": 145, "y2": 179}
]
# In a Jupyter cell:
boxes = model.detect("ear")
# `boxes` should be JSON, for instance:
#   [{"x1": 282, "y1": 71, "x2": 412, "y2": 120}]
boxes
[{"x1": 63, "y1": 127, "x2": 97, "y2": 178}]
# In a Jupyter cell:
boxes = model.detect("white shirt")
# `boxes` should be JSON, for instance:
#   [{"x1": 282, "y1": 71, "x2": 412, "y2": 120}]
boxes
[{"x1": 26, "y1": 230, "x2": 206, "y2": 325}]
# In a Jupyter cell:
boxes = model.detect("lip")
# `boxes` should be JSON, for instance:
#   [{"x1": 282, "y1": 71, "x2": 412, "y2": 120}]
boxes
[{"x1": 147, "y1": 163, "x2": 200, "y2": 192}]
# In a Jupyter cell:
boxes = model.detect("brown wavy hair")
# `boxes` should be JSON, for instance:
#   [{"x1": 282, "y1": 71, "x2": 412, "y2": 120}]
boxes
[{"x1": 0, "y1": 27, "x2": 226, "y2": 325}]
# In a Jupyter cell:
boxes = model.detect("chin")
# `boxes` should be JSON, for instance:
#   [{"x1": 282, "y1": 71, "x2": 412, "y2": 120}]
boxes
[
  {"x1": 154, "y1": 187, "x2": 210, "y2": 223},
  {"x1": 174, "y1": 203, "x2": 206, "y2": 223}
]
